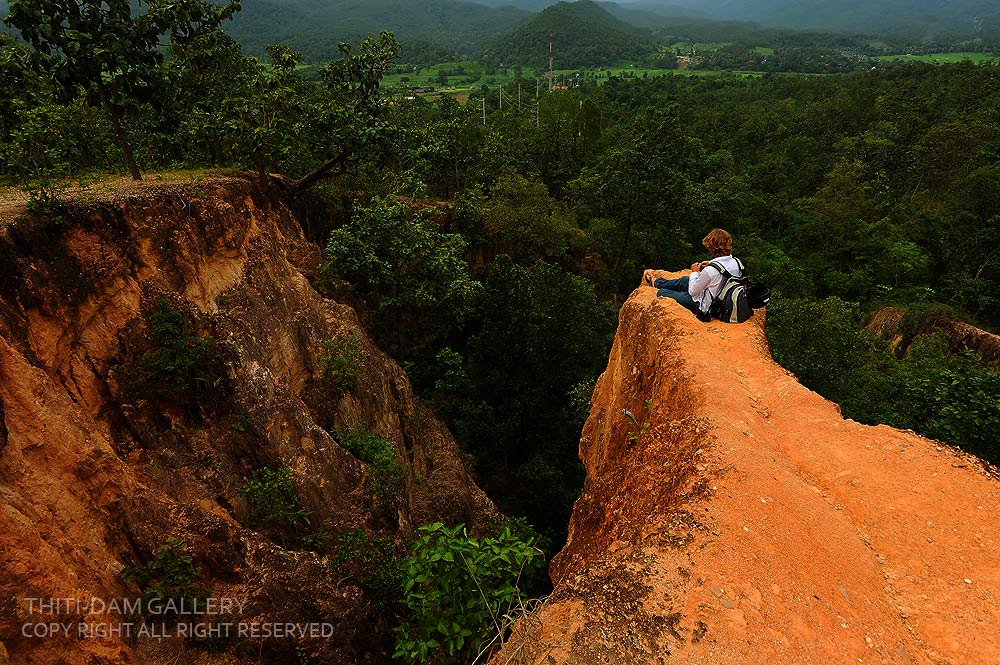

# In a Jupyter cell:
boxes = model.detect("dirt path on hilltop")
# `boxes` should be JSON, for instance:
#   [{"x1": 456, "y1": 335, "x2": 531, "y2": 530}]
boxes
[{"x1": 0, "y1": 171, "x2": 251, "y2": 228}]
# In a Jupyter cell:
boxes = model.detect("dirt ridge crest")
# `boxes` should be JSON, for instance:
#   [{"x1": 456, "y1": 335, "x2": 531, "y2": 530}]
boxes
[{"x1": 496, "y1": 271, "x2": 1000, "y2": 665}]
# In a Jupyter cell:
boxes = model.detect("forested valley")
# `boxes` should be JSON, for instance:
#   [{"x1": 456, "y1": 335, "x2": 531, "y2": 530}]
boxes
[{"x1": 2, "y1": 2, "x2": 1000, "y2": 658}]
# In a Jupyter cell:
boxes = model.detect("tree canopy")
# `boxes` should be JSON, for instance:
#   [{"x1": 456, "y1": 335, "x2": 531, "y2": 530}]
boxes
[{"x1": 4, "y1": 0, "x2": 240, "y2": 179}]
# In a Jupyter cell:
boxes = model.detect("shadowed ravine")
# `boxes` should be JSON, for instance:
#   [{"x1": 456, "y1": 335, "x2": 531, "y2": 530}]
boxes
[{"x1": 1, "y1": 181, "x2": 998, "y2": 665}]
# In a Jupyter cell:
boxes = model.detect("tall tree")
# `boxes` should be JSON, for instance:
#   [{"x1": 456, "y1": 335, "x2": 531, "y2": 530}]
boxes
[
  {"x1": 290, "y1": 31, "x2": 399, "y2": 192},
  {"x1": 4, "y1": 0, "x2": 240, "y2": 180}
]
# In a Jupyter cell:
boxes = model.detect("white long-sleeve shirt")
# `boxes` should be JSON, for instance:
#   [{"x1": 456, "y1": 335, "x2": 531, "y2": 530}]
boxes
[{"x1": 688, "y1": 255, "x2": 742, "y2": 314}]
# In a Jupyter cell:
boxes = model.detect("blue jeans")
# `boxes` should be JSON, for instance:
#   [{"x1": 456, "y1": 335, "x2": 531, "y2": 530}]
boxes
[{"x1": 654, "y1": 276, "x2": 699, "y2": 314}]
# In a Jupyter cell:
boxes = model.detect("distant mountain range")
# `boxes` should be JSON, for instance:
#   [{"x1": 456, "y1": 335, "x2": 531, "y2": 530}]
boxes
[
  {"x1": 621, "y1": 0, "x2": 1000, "y2": 39},
  {"x1": 222, "y1": 0, "x2": 531, "y2": 61},
  {"x1": 472, "y1": 0, "x2": 1000, "y2": 39},
  {"x1": 468, "y1": 0, "x2": 561, "y2": 10},
  {"x1": 4, "y1": 0, "x2": 999, "y2": 66},
  {"x1": 484, "y1": 0, "x2": 654, "y2": 67}
]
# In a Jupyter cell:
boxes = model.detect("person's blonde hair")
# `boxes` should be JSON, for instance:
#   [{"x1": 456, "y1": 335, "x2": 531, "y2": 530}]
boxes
[{"x1": 702, "y1": 228, "x2": 733, "y2": 258}]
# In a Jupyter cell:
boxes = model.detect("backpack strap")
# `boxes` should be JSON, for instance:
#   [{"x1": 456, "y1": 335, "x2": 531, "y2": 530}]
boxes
[
  {"x1": 734, "y1": 257, "x2": 747, "y2": 279},
  {"x1": 708, "y1": 261, "x2": 731, "y2": 278},
  {"x1": 711, "y1": 259, "x2": 748, "y2": 281}
]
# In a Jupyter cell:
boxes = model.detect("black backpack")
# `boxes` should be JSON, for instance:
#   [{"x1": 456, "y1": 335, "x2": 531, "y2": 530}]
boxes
[
  {"x1": 747, "y1": 284, "x2": 771, "y2": 309},
  {"x1": 707, "y1": 258, "x2": 753, "y2": 323}
]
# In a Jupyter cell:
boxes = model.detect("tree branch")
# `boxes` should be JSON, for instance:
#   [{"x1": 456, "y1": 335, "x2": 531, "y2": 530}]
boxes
[{"x1": 290, "y1": 149, "x2": 352, "y2": 193}]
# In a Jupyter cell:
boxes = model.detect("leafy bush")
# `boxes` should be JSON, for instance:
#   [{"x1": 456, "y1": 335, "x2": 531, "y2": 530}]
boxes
[
  {"x1": 323, "y1": 196, "x2": 482, "y2": 363},
  {"x1": 338, "y1": 428, "x2": 404, "y2": 508},
  {"x1": 315, "y1": 334, "x2": 363, "y2": 391},
  {"x1": 120, "y1": 538, "x2": 210, "y2": 616},
  {"x1": 394, "y1": 522, "x2": 545, "y2": 664},
  {"x1": 239, "y1": 466, "x2": 325, "y2": 549},
  {"x1": 768, "y1": 297, "x2": 1000, "y2": 463},
  {"x1": 23, "y1": 178, "x2": 67, "y2": 222},
  {"x1": 333, "y1": 529, "x2": 405, "y2": 610},
  {"x1": 765, "y1": 295, "x2": 899, "y2": 424},
  {"x1": 893, "y1": 335, "x2": 1000, "y2": 463},
  {"x1": 141, "y1": 298, "x2": 217, "y2": 394}
]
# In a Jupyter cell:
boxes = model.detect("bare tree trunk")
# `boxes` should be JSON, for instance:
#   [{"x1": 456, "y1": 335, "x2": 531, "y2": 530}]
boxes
[
  {"x1": 105, "y1": 100, "x2": 142, "y2": 181},
  {"x1": 211, "y1": 131, "x2": 224, "y2": 165},
  {"x1": 255, "y1": 147, "x2": 268, "y2": 187}
]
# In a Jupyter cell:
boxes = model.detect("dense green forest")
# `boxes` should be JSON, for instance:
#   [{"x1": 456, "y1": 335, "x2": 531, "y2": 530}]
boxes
[{"x1": 3, "y1": 3, "x2": 1000, "y2": 658}]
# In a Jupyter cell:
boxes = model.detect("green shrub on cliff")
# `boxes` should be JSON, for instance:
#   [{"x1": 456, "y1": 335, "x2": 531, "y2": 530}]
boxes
[
  {"x1": 393, "y1": 522, "x2": 544, "y2": 664},
  {"x1": 338, "y1": 427, "x2": 404, "y2": 508},
  {"x1": 315, "y1": 334, "x2": 363, "y2": 391},
  {"x1": 239, "y1": 466, "x2": 326, "y2": 549},
  {"x1": 765, "y1": 295, "x2": 896, "y2": 423},
  {"x1": 142, "y1": 298, "x2": 218, "y2": 395},
  {"x1": 333, "y1": 529, "x2": 405, "y2": 611},
  {"x1": 120, "y1": 537, "x2": 210, "y2": 616},
  {"x1": 892, "y1": 335, "x2": 1000, "y2": 462}
]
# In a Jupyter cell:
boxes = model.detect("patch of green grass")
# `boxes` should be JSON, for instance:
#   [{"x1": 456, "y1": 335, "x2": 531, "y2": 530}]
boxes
[
  {"x1": 876, "y1": 52, "x2": 997, "y2": 64},
  {"x1": 549, "y1": 67, "x2": 765, "y2": 82},
  {"x1": 382, "y1": 61, "x2": 540, "y2": 90},
  {"x1": 668, "y1": 41, "x2": 733, "y2": 52}
]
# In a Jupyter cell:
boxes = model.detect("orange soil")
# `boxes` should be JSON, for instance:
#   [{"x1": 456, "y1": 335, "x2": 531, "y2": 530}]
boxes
[{"x1": 495, "y1": 270, "x2": 1000, "y2": 665}]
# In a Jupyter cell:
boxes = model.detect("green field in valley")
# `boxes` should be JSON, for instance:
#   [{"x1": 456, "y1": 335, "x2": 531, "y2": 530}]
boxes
[
  {"x1": 382, "y1": 63, "x2": 768, "y2": 93},
  {"x1": 668, "y1": 41, "x2": 732, "y2": 52},
  {"x1": 381, "y1": 61, "x2": 541, "y2": 89},
  {"x1": 876, "y1": 52, "x2": 997, "y2": 63},
  {"x1": 554, "y1": 67, "x2": 763, "y2": 79}
]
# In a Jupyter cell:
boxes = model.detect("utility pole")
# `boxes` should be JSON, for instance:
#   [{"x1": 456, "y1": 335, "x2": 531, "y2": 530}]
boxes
[
  {"x1": 482, "y1": 94, "x2": 486, "y2": 125},
  {"x1": 548, "y1": 32, "x2": 554, "y2": 91},
  {"x1": 499, "y1": 85, "x2": 502, "y2": 110},
  {"x1": 535, "y1": 78, "x2": 540, "y2": 127}
]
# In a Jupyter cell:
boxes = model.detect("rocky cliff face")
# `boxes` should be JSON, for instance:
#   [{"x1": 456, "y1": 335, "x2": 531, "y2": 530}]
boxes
[
  {"x1": 868, "y1": 306, "x2": 1000, "y2": 367},
  {"x1": 0, "y1": 177, "x2": 496, "y2": 665},
  {"x1": 496, "y1": 270, "x2": 1000, "y2": 665}
]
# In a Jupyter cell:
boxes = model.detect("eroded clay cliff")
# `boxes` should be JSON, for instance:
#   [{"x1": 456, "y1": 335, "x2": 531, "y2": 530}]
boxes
[
  {"x1": 496, "y1": 270, "x2": 1000, "y2": 665},
  {"x1": 0, "y1": 177, "x2": 496, "y2": 665},
  {"x1": 868, "y1": 306, "x2": 1000, "y2": 367}
]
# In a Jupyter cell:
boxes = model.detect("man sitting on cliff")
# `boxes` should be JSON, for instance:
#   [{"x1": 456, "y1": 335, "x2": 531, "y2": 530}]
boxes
[{"x1": 644, "y1": 228, "x2": 743, "y2": 320}]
